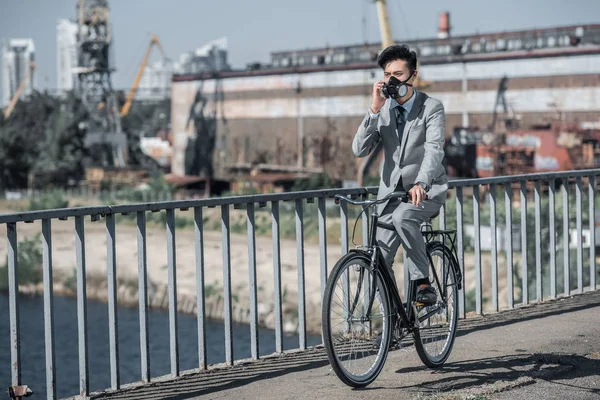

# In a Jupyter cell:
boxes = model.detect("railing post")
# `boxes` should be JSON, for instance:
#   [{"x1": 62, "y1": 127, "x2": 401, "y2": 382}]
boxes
[
  {"x1": 535, "y1": 180, "x2": 542, "y2": 302},
  {"x1": 340, "y1": 198, "x2": 349, "y2": 255},
  {"x1": 473, "y1": 185, "x2": 482, "y2": 315},
  {"x1": 106, "y1": 213, "x2": 120, "y2": 390},
  {"x1": 361, "y1": 192, "x2": 372, "y2": 321},
  {"x1": 549, "y1": 179, "x2": 557, "y2": 299},
  {"x1": 439, "y1": 203, "x2": 446, "y2": 231},
  {"x1": 318, "y1": 197, "x2": 328, "y2": 344},
  {"x1": 194, "y1": 207, "x2": 207, "y2": 369},
  {"x1": 456, "y1": 186, "x2": 466, "y2": 318},
  {"x1": 489, "y1": 184, "x2": 498, "y2": 312},
  {"x1": 7, "y1": 223, "x2": 20, "y2": 389},
  {"x1": 362, "y1": 193, "x2": 370, "y2": 244},
  {"x1": 136, "y1": 211, "x2": 150, "y2": 383},
  {"x1": 505, "y1": 184, "x2": 514, "y2": 309},
  {"x1": 221, "y1": 205, "x2": 233, "y2": 365},
  {"x1": 340, "y1": 199, "x2": 350, "y2": 331},
  {"x1": 166, "y1": 209, "x2": 179, "y2": 376},
  {"x1": 295, "y1": 199, "x2": 306, "y2": 350},
  {"x1": 562, "y1": 178, "x2": 571, "y2": 295},
  {"x1": 520, "y1": 181, "x2": 528, "y2": 305},
  {"x1": 42, "y1": 219, "x2": 56, "y2": 399},
  {"x1": 589, "y1": 175, "x2": 597, "y2": 290},
  {"x1": 576, "y1": 176, "x2": 583, "y2": 293},
  {"x1": 247, "y1": 202, "x2": 259, "y2": 359},
  {"x1": 75, "y1": 216, "x2": 90, "y2": 394},
  {"x1": 271, "y1": 201, "x2": 283, "y2": 353}
]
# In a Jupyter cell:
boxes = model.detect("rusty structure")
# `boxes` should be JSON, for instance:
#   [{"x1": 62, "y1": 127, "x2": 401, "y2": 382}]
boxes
[
  {"x1": 170, "y1": 20, "x2": 600, "y2": 187},
  {"x1": 75, "y1": 0, "x2": 126, "y2": 167},
  {"x1": 445, "y1": 74, "x2": 600, "y2": 178}
]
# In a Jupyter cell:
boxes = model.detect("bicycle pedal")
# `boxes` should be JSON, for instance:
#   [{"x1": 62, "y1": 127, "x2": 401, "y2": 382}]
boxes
[{"x1": 388, "y1": 336, "x2": 402, "y2": 350}]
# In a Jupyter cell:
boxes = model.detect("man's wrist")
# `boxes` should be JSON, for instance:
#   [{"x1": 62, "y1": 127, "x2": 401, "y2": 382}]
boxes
[
  {"x1": 369, "y1": 105, "x2": 382, "y2": 116},
  {"x1": 416, "y1": 181, "x2": 429, "y2": 191}
]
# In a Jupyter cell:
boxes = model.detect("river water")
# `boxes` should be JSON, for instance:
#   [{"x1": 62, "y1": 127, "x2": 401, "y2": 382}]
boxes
[{"x1": 0, "y1": 294, "x2": 321, "y2": 399}]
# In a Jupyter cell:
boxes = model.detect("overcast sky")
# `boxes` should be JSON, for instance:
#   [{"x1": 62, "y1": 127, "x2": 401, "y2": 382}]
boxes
[{"x1": 1, "y1": 0, "x2": 599, "y2": 95}]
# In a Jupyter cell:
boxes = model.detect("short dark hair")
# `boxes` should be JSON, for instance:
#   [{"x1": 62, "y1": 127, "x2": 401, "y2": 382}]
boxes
[{"x1": 377, "y1": 44, "x2": 417, "y2": 72}]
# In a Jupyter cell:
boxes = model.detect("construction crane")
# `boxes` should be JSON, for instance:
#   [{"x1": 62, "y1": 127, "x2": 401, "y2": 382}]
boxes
[
  {"x1": 3, "y1": 61, "x2": 35, "y2": 119},
  {"x1": 120, "y1": 34, "x2": 165, "y2": 117}
]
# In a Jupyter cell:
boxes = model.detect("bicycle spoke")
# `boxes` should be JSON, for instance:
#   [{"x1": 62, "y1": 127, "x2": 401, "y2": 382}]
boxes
[
  {"x1": 415, "y1": 244, "x2": 458, "y2": 367},
  {"x1": 323, "y1": 254, "x2": 392, "y2": 387}
]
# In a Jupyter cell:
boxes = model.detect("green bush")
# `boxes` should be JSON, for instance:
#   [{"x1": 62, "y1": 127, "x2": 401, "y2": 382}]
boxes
[
  {"x1": 64, "y1": 268, "x2": 77, "y2": 293},
  {"x1": 291, "y1": 173, "x2": 336, "y2": 192},
  {"x1": 29, "y1": 189, "x2": 68, "y2": 210},
  {"x1": 0, "y1": 233, "x2": 44, "y2": 292},
  {"x1": 111, "y1": 173, "x2": 174, "y2": 203}
]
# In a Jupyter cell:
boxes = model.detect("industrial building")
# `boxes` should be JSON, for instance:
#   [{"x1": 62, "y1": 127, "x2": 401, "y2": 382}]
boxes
[
  {"x1": 136, "y1": 37, "x2": 230, "y2": 102},
  {"x1": 1, "y1": 38, "x2": 36, "y2": 107},
  {"x1": 170, "y1": 20, "x2": 600, "y2": 186},
  {"x1": 56, "y1": 19, "x2": 78, "y2": 94}
]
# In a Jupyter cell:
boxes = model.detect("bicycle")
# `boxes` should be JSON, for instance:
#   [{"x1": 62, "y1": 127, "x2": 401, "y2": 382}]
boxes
[{"x1": 322, "y1": 190, "x2": 463, "y2": 388}]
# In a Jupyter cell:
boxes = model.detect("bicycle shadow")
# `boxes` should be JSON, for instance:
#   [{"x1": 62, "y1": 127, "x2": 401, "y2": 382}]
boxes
[{"x1": 391, "y1": 352, "x2": 600, "y2": 396}]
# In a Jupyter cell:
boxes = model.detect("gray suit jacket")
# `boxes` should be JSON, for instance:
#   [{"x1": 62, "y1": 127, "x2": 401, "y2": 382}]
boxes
[{"x1": 352, "y1": 91, "x2": 448, "y2": 213}]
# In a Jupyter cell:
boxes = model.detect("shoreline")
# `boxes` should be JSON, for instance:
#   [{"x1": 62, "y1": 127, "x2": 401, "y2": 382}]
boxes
[{"x1": 3, "y1": 278, "x2": 323, "y2": 335}]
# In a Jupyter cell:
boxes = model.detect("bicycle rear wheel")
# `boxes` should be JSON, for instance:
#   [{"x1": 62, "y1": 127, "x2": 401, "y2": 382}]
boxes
[
  {"x1": 413, "y1": 242, "x2": 459, "y2": 367},
  {"x1": 322, "y1": 252, "x2": 391, "y2": 387}
]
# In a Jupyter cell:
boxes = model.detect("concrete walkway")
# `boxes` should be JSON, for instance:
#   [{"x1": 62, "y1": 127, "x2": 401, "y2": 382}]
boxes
[{"x1": 88, "y1": 290, "x2": 600, "y2": 400}]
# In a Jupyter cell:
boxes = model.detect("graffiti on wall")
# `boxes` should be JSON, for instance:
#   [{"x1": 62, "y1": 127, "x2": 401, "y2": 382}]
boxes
[{"x1": 184, "y1": 80, "x2": 219, "y2": 178}]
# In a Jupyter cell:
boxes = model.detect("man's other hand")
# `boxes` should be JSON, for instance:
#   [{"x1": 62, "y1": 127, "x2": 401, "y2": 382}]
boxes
[
  {"x1": 409, "y1": 184, "x2": 426, "y2": 207},
  {"x1": 370, "y1": 81, "x2": 386, "y2": 114}
]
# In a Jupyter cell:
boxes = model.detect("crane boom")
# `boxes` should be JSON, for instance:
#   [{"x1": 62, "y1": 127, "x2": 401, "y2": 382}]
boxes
[
  {"x1": 375, "y1": 0, "x2": 393, "y2": 49},
  {"x1": 3, "y1": 62, "x2": 35, "y2": 120},
  {"x1": 120, "y1": 34, "x2": 164, "y2": 117}
]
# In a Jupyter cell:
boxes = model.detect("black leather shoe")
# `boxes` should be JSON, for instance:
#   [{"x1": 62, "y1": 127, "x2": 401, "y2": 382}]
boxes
[{"x1": 416, "y1": 284, "x2": 437, "y2": 305}]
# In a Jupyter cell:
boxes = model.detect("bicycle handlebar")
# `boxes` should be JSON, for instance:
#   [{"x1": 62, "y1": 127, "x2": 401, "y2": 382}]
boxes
[{"x1": 334, "y1": 191, "x2": 410, "y2": 207}]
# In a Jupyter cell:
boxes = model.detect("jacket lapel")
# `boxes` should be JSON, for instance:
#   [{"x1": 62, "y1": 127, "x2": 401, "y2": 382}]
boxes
[
  {"x1": 377, "y1": 100, "x2": 400, "y2": 146},
  {"x1": 399, "y1": 91, "x2": 425, "y2": 161}
]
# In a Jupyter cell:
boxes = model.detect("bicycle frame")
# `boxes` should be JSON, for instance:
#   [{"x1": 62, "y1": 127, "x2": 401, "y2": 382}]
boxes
[
  {"x1": 338, "y1": 191, "x2": 462, "y2": 335},
  {"x1": 347, "y1": 204, "x2": 458, "y2": 335},
  {"x1": 361, "y1": 207, "x2": 420, "y2": 333}
]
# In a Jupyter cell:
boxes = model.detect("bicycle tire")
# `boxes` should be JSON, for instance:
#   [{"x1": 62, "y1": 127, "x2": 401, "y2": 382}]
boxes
[
  {"x1": 413, "y1": 241, "x2": 459, "y2": 367},
  {"x1": 322, "y1": 251, "x2": 392, "y2": 387}
]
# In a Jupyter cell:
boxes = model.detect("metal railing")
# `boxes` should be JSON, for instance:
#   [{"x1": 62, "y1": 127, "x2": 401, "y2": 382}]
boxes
[{"x1": 1, "y1": 169, "x2": 599, "y2": 399}]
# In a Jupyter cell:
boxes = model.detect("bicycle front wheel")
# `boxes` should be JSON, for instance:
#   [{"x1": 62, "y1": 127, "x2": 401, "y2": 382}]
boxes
[
  {"x1": 322, "y1": 252, "x2": 391, "y2": 387},
  {"x1": 413, "y1": 242, "x2": 459, "y2": 367}
]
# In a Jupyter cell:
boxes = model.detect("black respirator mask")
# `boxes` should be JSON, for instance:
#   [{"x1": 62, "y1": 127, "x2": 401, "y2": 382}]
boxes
[{"x1": 381, "y1": 72, "x2": 415, "y2": 99}]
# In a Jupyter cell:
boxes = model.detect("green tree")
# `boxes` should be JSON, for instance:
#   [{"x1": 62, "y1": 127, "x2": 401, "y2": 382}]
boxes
[
  {"x1": 0, "y1": 91, "x2": 88, "y2": 189},
  {"x1": 33, "y1": 92, "x2": 89, "y2": 186}
]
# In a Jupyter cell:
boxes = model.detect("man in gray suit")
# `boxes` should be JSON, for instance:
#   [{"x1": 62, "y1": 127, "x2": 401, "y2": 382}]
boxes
[{"x1": 352, "y1": 44, "x2": 448, "y2": 305}]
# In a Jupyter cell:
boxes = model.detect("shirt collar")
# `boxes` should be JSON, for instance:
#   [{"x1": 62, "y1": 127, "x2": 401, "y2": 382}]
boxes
[{"x1": 392, "y1": 89, "x2": 417, "y2": 115}]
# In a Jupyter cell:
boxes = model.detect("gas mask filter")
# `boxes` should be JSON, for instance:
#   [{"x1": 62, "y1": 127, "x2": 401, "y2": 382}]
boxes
[{"x1": 381, "y1": 72, "x2": 415, "y2": 99}]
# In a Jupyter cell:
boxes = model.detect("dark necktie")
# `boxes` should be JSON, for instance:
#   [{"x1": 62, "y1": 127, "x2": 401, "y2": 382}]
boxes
[{"x1": 396, "y1": 106, "x2": 406, "y2": 143}]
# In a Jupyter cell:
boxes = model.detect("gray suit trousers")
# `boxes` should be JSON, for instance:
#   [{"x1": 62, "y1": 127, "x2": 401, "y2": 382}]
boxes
[{"x1": 375, "y1": 197, "x2": 443, "y2": 281}]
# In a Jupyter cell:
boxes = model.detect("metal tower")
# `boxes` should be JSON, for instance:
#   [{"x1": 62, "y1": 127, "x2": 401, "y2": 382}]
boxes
[{"x1": 74, "y1": 0, "x2": 126, "y2": 167}]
